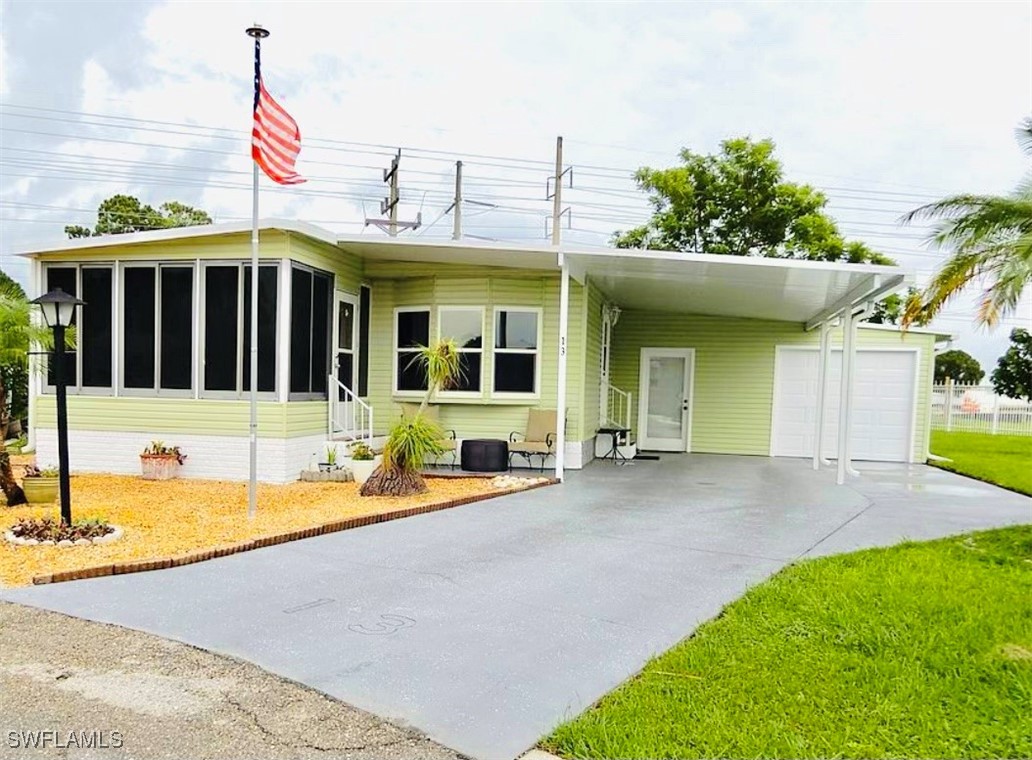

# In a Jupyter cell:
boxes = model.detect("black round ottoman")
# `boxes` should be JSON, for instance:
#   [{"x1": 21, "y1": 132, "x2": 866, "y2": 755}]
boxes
[{"x1": 461, "y1": 439, "x2": 508, "y2": 472}]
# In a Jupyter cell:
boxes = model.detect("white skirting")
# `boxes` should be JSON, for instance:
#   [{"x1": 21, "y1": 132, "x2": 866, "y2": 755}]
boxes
[{"x1": 34, "y1": 429, "x2": 326, "y2": 485}]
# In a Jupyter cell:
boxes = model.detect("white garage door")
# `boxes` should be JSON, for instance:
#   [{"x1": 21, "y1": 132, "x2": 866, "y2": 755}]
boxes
[{"x1": 772, "y1": 348, "x2": 917, "y2": 462}]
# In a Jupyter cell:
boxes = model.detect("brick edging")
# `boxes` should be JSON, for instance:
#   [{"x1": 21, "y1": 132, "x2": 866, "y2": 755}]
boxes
[{"x1": 31, "y1": 479, "x2": 558, "y2": 586}]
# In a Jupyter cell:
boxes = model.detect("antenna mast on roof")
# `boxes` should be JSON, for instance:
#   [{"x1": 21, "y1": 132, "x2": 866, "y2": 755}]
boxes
[{"x1": 365, "y1": 149, "x2": 422, "y2": 236}]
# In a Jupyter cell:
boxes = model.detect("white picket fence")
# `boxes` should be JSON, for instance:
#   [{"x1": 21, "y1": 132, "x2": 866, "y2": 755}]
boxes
[{"x1": 931, "y1": 380, "x2": 1032, "y2": 436}]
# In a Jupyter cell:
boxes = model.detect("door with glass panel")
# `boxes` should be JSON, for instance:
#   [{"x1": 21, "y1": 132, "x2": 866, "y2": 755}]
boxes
[
  {"x1": 637, "y1": 348, "x2": 694, "y2": 451},
  {"x1": 332, "y1": 293, "x2": 359, "y2": 434}
]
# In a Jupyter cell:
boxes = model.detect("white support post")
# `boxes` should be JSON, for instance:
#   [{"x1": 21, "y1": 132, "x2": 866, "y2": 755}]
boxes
[
  {"x1": 813, "y1": 319, "x2": 832, "y2": 470},
  {"x1": 836, "y1": 307, "x2": 855, "y2": 485},
  {"x1": 277, "y1": 258, "x2": 291, "y2": 403},
  {"x1": 555, "y1": 259, "x2": 570, "y2": 481}
]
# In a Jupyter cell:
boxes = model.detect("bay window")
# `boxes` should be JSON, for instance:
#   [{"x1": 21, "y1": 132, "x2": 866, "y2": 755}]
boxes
[{"x1": 494, "y1": 308, "x2": 539, "y2": 395}]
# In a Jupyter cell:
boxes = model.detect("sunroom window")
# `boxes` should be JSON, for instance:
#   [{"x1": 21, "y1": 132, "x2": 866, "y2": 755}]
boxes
[
  {"x1": 494, "y1": 308, "x2": 539, "y2": 395},
  {"x1": 45, "y1": 265, "x2": 114, "y2": 392},
  {"x1": 439, "y1": 307, "x2": 483, "y2": 394}
]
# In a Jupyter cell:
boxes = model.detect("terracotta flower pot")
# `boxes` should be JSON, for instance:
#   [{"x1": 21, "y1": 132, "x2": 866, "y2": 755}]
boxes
[
  {"x1": 140, "y1": 454, "x2": 181, "y2": 481},
  {"x1": 22, "y1": 477, "x2": 59, "y2": 504}
]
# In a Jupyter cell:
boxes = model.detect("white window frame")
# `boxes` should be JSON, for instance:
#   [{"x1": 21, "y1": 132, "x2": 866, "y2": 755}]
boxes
[
  {"x1": 392, "y1": 306, "x2": 431, "y2": 397},
  {"x1": 436, "y1": 306, "x2": 485, "y2": 399},
  {"x1": 491, "y1": 306, "x2": 542, "y2": 400},
  {"x1": 41, "y1": 262, "x2": 116, "y2": 396},
  {"x1": 198, "y1": 261, "x2": 279, "y2": 401},
  {"x1": 118, "y1": 262, "x2": 198, "y2": 398}
]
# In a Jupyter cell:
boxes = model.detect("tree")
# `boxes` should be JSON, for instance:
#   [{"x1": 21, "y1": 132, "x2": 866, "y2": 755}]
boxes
[
  {"x1": 65, "y1": 195, "x2": 212, "y2": 238},
  {"x1": 360, "y1": 340, "x2": 463, "y2": 497},
  {"x1": 991, "y1": 328, "x2": 1032, "y2": 401},
  {"x1": 867, "y1": 287, "x2": 928, "y2": 326},
  {"x1": 934, "y1": 349, "x2": 984, "y2": 384},
  {"x1": 901, "y1": 119, "x2": 1032, "y2": 327},
  {"x1": 614, "y1": 137, "x2": 896, "y2": 266},
  {"x1": 0, "y1": 285, "x2": 55, "y2": 505}
]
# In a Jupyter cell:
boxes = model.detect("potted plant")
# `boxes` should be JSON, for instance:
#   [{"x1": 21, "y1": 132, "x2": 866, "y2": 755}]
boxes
[
  {"x1": 140, "y1": 440, "x2": 186, "y2": 481},
  {"x1": 317, "y1": 444, "x2": 340, "y2": 473},
  {"x1": 21, "y1": 464, "x2": 59, "y2": 504},
  {"x1": 347, "y1": 441, "x2": 380, "y2": 486}
]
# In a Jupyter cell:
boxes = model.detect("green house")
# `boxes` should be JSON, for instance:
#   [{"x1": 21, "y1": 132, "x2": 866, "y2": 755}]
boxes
[{"x1": 18, "y1": 219, "x2": 946, "y2": 484}]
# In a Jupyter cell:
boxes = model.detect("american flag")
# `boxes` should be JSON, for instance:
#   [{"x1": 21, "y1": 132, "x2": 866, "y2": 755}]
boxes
[{"x1": 251, "y1": 40, "x2": 305, "y2": 185}]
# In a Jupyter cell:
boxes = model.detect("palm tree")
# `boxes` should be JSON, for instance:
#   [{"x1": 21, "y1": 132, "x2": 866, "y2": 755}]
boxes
[
  {"x1": 359, "y1": 339, "x2": 463, "y2": 497},
  {"x1": 901, "y1": 119, "x2": 1032, "y2": 327}
]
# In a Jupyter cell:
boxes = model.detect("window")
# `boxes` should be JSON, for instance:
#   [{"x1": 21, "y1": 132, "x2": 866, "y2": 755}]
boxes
[
  {"x1": 438, "y1": 307, "x2": 483, "y2": 394},
  {"x1": 494, "y1": 308, "x2": 539, "y2": 395},
  {"x1": 394, "y1": 308, "x2": 429, "y2": 393},
  {"x1": 203, "y1": 263, "x2": 279, "y2": 396},
  {"x1": 123, "y1": 264, "x2": 196, "y2": 394},
  {"x1": 45, "y1": 265, "x2": 115, "y2": 392},
  {"x1": 288, "y1": 264, "x2": 332, "y2": 397}
]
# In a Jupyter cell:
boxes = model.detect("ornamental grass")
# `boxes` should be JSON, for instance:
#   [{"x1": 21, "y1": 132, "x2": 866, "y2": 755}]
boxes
[{"x1": 0, "y1": 472, "x2": 503, "y2": 588}]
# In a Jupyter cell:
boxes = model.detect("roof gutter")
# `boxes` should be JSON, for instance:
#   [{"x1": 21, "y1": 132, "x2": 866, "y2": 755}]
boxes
[{"x1": 804, "y1": 273, "x2": 907, "y2": 331}]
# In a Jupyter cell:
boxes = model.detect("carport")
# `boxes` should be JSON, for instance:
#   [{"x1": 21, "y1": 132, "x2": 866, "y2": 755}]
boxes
[{"x1": 556, "y1": 248, "x2": 911, "y2": 483}]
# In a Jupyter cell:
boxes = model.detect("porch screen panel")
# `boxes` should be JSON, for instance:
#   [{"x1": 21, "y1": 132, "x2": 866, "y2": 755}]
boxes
[
  {"x1": 242, "y1": 265, "x2": 278, "y2": 393},
  {"x1": 45, "y1": 267, "x2": 78, "y2": 386},
  {"x1": 289, "y1": 268, "x2": 312, "y2": 393},
  {"x1": 160, "y1": 266, "x2": 193, "y2": 390},
  {"x1": 310, "y1": 273, "x2": 331, "y2": 394},
  {"x1": 80, "y1": 267, "x2": 113, "y2": 388},
  {"x1": 123, "y1": 267, "x2": 156, "y2": 389},
  {"x1": 204, "y1": 266, "x2": 239, "y2": 392}
]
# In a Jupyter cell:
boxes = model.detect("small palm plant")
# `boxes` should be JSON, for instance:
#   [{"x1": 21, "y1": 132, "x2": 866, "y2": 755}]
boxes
[{"x1": 360, "y1": 339, "x2": 463, "y2": 497}]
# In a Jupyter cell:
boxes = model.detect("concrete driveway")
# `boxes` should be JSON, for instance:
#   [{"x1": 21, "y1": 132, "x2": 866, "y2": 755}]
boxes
[{"x1": 3, "y1": 456, "x2": 1030, "y2": 759}]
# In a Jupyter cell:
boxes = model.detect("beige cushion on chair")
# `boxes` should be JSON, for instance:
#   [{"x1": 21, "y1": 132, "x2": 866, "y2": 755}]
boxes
[
  {"x1": 438, "y1": 438, "x2": 457, "y2": 451},
  {"x1": 525, "y1": 409, "x2": 557, "y2": 444},
  {"x1": 510, "y1": 440, "x2": 551, "y2": 454}
]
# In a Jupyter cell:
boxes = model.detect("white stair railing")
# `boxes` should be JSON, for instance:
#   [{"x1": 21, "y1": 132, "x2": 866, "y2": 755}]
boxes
[
  {"x1": 328, "y1": 375, "x2": 374, "y2": 444},
  {"x1": 604, "y1": 382, "x2": 633, "y2": 432}
]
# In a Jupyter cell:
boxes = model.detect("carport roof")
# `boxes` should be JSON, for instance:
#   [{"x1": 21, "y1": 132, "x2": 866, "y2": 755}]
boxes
[{"x1": 18, "y1": 218, "x2": 912, "y2": 325}]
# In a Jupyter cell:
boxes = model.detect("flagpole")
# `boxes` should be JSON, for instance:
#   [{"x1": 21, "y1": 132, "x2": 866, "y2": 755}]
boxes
[{"x1": 246, "y1": 23, "x2": 269, "y2": 519}]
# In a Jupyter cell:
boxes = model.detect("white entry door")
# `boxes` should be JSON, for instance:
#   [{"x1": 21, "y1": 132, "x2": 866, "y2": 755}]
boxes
[
  {"x1": 771, "y1": 348, "x2": 918, "y2": 462},
  {"x1": 638, "y1": 348, "x2": 694, "y2": 451},
  {"x1": 331, "y1": 292, "x2": 359, "y2": 433}
]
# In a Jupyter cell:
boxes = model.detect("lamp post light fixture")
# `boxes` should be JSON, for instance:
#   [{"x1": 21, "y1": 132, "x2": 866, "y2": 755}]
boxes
[{"x1": 30, "y1": 287, "x2": 84, "y2": 526}]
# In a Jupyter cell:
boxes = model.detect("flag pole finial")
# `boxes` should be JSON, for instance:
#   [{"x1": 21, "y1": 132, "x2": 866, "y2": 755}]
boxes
[{"x1": 246, "y1": 24, "x2": 269, "y2": 39}]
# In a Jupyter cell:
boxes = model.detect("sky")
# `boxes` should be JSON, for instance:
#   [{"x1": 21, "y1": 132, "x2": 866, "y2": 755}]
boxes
[{"x1": 0, "y1": 0, "x2": 1030, "y2": 371}]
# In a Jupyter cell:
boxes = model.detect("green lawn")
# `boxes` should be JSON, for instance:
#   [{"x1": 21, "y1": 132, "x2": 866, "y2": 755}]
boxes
[
  {"x1": 543, "y1": 526, "x2": 1032, "y2": 759},
  {"x1": 930, "y1": 430, "x2": 1032, "y2": 496}
]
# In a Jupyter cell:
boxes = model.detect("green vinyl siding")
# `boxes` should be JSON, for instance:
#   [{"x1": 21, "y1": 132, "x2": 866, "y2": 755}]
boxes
[
  {"x1": 36, "y1": 231, "x2": 290, "y2": 264},
  {"x1": 286, "y1": 233, "x2": 363, "y2": 294},
  {"x1": 365, "y1": 264, "x2": 588, "y2": 442},
  {"x1": 609, "y1": 312, "x2": 935, "y2": 461},
  {"x1": 36, "y1": 396, "x2": 293, "y2": 437},
  {"x1": 582, "y1": 281, "x2": 604, "y2": 436}
]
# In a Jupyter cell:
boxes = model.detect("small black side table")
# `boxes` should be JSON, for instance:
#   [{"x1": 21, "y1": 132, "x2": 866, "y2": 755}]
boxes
[
  {"x1": 597, "y1": 426, "x2": 631, "y2": 465},
  {"x1": 461, "y1": 439, "x2": 508, "y2": 472}
]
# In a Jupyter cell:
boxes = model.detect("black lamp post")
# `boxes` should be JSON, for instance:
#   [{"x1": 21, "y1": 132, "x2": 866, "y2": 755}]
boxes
[{"x1": 30, "y1": 287, "x2": 84, "y2": 526}]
